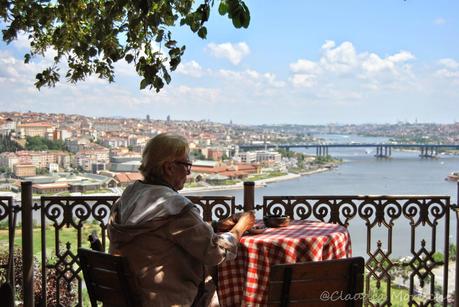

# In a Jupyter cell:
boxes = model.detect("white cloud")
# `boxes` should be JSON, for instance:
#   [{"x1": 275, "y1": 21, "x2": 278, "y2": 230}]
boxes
[
  {"x1": 320, "y1": 41, "x2": 358, "y2": 73},
  {"x1": 435, "y1": 58, "x2": 459, "y2": 81},
  {"x1": 176, "y1": 85, "x2": 220, "y2": 103},
  {"x1": 290, "y1": 74, "x2": 316, "y2": 88},
  {"x1": 289, "y1": 41, "x2": 416, "y2": 92},
  {"x1": 113, "y1": 60, "x2": 138, "y2": 77},
  {"x1": 438, "y1": 58, "x2": 459, "y2": 69},
  {"x1": 176, "y1": 61, "x2": 206, "y2": 78},
  {"x1": 435, "y1": 69, "x2": 459, "y2": 78},
  {"x1": 289, "y1": 59, "x2": 321, "y2": 74},
  {"x1": 387, "y1": 51, "x2": 415, "y2": 63},
  {"x1": 1, "y1": 35, "x2": 458, "y2": 124},
  {"x1": 218, "y1": 69, "x2": 285, "y2": 88},
  {"x1": 361, "y1": 53, "x2": 392, "y2": 73},
  {"x1": 206, "y1": 42, "x2": 250, "y2": 65},
  {"x1": 434, "y1": 17, "x2": 446, "y2": 25},
  {"x1": 0, "y1": 50, "x2": 43, "y2": 85},
  {"x1": 11, "y1": 32, "x2": 32, "y2": 49}
]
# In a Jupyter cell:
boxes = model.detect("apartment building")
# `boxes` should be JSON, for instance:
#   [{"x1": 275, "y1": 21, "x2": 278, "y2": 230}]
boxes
[
  {"x1": 237, "y1": 150, "x2": 281, "y2": 163},
  {"x1": 209, "y1": 148, "x2": 224, "y2": 161},
  {"x1": 255, "y1": 151, "x2": 282, "y2": 163},
  {"x1": 237, "y1": 151, "x2": 257, "y2": 163},
  {"x1": 75, "y1": 148, "x2": 110, "y2": 172},
  {"x1": 0, "y1": 118, "x2": 16, "y2": 135},
  {"x1": 14, "y1": 164, "x2": 36, "y2": 177},
  {"x1": 17, "y1": 122, "x2": 54, "y2": 139},
  {"x1": 65, "y1": 137, "x2": 93, "y2": 153},
  {"x1": 93, "y1": 121, "x2": 122, "y2": 132},
  {"x1": 1, "y1": 151, "x2": 71, "y2": 171},
  {"x1": 102, "y1": 137, "x2": 129, "y2": 148}
]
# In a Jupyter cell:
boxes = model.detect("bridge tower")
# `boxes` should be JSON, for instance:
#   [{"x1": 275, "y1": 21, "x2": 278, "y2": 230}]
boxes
[
  {"x1": 375, "y1": 145, "x2": 391, "y2": 158},
  {"x1": 419, "y1": 145, "x2": 437, "y2": 158},
  {"x1": 316, "y1": 145, "x2": 329, "y2": 157}
]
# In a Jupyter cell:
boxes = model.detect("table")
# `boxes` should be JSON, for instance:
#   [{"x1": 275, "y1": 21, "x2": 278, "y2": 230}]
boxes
[{"x1": 217, "y1": 220, "x2": 352, "y2": 306}]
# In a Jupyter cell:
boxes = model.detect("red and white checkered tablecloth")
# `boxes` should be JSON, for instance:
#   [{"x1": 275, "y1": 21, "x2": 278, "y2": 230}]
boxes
[{"x1": 217, "y1": 220, "x2": 352, "y2": 306}]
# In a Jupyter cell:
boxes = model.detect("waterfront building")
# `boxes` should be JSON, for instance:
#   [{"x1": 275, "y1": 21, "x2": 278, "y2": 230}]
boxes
[
  {"x1": 74, "y1": 148, "x2": 110, "y2": 172},
  {"x1": 238, "y1": 150, "x2": 281, "y2": 164},
  {"x1": 17, "y1": 122, "x2": 54, "y2": 139},
  {"x1": 14, "y1": 164, "x2": 36, "y2": 177}
]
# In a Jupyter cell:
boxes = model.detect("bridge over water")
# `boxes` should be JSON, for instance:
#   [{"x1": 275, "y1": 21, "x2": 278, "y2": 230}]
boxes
[{"x1": 238, "y1": 143, "x2": 459, "y2": 158}]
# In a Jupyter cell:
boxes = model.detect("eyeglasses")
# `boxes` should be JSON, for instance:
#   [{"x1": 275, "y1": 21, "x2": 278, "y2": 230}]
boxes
[{"x1": 173, "y1": 160, "x2": 193, "y2": 172}]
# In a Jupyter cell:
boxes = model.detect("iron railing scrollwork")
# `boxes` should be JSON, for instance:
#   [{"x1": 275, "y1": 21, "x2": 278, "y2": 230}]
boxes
[
  {"x1": 39, "y1": 196, "x2": 118, "y2": 306},
  {"x1": 186, "y1": 196, "x2": 241, "y2": 221},
  {"x1": 261, "y1": 195, "x2": 452, "y2": 306},
  {"x1": 0, "y1": 196, "x2": 16, "y2": 301},
  {"x1": 1, "y1": 183, "x2": 458, "y2": 306},
  {"x1": 37, "y1": 195, "x2": 240, "y2": 306}
]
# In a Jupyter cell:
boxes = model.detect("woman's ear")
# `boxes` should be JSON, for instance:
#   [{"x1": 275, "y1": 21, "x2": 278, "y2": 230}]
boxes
[{"x1": 163, "y1": 161, "x2": 174, "y2": 177}]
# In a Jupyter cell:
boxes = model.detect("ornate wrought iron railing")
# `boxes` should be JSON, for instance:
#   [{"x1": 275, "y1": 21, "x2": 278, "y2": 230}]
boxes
[
  {"x1": 2, "y1": 182, "x2": 458, "y2": 306},
  {"x1": 259, "y1": 195, "x2": 455, "y2": 306},
  {"x1": 37, "y1": 194, "x2": 239, "y2": 306},
  {"x1": 0, "y1": 196, "x2": 16, "y2": 301}
]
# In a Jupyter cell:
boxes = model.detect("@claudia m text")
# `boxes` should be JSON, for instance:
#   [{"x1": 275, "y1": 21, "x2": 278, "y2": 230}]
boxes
[{"x1": 320, "y1": 291, "x2": 449, "y2": 302}]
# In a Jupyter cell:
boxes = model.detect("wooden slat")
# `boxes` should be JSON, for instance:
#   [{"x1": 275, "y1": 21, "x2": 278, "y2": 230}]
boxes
[
  {"x1": 268, "y1": 257, "x2": 365, "y2": 307},
  {"x1": 78, "y1": 248, "x2": 138, "y2": 307},
  {"x1": 269, "y1": 259, "x2": 361, "y2": 281},
  {"x1": 87, "y1": 267, "x2": 126, "y2": 290},
  {"x1": 269, "y1": 279, "x2": 350, "y2": 300},
  {"x1": 91, "y1": 283, "x2": 129, "y2": 306}
]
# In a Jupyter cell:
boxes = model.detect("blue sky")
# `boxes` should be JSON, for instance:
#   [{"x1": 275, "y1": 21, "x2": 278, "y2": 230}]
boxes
[{"x1": 1, "y1": 1, "x2": 458, "y2": 124}]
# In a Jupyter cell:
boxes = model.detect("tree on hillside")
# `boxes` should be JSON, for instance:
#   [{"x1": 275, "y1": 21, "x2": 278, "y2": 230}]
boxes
[
  {"x1": 0, "y1": 133, "x2": 23, "y2": 153},
  {"x1": 25, "y1": 136, "x2": 65, "y2": 151},
  {"x1": 0, "y1": 0, "x2": 250, "y2": 92}
]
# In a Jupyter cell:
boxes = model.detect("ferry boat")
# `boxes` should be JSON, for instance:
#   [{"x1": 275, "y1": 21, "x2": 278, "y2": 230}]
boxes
[{"x1": 446, "y1": 172, "x2": 459, "y2": 182}]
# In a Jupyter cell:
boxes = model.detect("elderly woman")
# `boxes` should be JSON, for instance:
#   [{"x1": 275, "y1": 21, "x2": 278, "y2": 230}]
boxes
[{"x1": 108, "y1": 133, "x2": 255, "y2": 306}]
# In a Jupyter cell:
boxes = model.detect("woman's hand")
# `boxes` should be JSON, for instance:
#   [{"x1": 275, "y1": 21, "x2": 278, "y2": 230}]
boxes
[
  {"x1": 229, "y1": 211, "x2": 256, "y2": 240},
  {"x1": 216, "y1": 216, "x2": 236, "y2": 232},
  {"x1": 215, "y1": 211, "x2": 255, "y2": 233}
]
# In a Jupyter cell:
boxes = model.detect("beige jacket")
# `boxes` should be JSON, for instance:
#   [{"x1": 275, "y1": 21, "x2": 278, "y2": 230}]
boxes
[{"x1": 108, "y1": 181, "x2": 237, "y2": 307}]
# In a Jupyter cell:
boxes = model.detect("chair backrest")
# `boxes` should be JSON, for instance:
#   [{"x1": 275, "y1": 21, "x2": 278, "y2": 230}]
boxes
[
  {"x1": 268, "y1": 257, "x2": 365, "y2": 307},
  {"x1": 78, "y1": 248, "x2": 139, "y2": 307}
]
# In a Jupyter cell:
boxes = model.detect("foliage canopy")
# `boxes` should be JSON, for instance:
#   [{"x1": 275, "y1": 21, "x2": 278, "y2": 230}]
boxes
[
  {"x1": 0, "y1": 133, "x2": 22, "y2": 153},
  {"x1": 0, "y1": 0, "x2": 250, "y2": 92},
  {"x1": 25, "y1": 135, "x2": 65, "y2": 151}
]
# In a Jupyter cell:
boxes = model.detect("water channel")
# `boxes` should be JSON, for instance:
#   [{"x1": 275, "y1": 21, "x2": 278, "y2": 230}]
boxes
[{"x1": 188, "y1": 134, "x2": 459, "y2": 258}]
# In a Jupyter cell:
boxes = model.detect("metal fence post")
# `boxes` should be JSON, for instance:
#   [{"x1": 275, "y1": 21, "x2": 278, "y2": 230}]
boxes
[
  {"x1": 243, "y1": 181, "x2": 255, "y2": 212},
  {"x1": 21, "y1": 181, "x2": 34, "y2": 307},
  {"x1": 7, "y1": 197, "x2": 16, "y2": 303}
]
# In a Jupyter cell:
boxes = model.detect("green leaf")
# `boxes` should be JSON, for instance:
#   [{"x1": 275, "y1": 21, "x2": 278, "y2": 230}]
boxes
[
  {"x1": 163, "y1": 69, "x2": 171, "y2": 84},
  {"x1": 155, "y1": 29, "x2": 164, "y2": 42},
  {"x1": 218, "y1": 1, "x2": 228, "y2": 15},
  {"x1": 125, "y1": 54, "x2": 134, "y2": 63},
  {"x1": 240, "y1": 2, "x2": 250, "y2": 28},
  {"x1": 153, "y1": 76, "x2": 164, "y2": 92},
  {"x1": 198, "y1": 27, "x2": 207, "y2": 39},
  {"x1": 89, "y1": 47, "x2": 98, "y2": 57},
  {"x1": 2, "y1": 0, "x2": 250, "y2": 92},
  {"x1": 232, "y1": 16, "x2": 242, "y2": 29},
  {"x1": 140, "y1": 78, "x2": 148, "y2": 90}
]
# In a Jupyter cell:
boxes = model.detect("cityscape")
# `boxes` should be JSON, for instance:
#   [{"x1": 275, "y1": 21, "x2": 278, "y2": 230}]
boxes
[{"x1": 0, "y1": 111, "x2": 458, "y2": 198}]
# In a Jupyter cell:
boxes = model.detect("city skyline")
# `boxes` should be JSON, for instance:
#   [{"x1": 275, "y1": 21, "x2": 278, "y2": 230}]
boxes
[{"x1": 1, "y1": 1, "x2": 458, "y2": 124}]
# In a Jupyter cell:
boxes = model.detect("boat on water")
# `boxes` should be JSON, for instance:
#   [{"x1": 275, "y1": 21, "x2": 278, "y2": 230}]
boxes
[{"x1": 446, "y1": 172, "x2": 459, "y2": 182}]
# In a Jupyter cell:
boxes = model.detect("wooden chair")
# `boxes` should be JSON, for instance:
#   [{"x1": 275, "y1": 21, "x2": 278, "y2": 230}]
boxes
[
  {"x1": 78, "y1": 248, "x2": 139, "y2": 307},
  {"x1": 268, "y1": 257, "x2": 365, "y2": 307}
]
